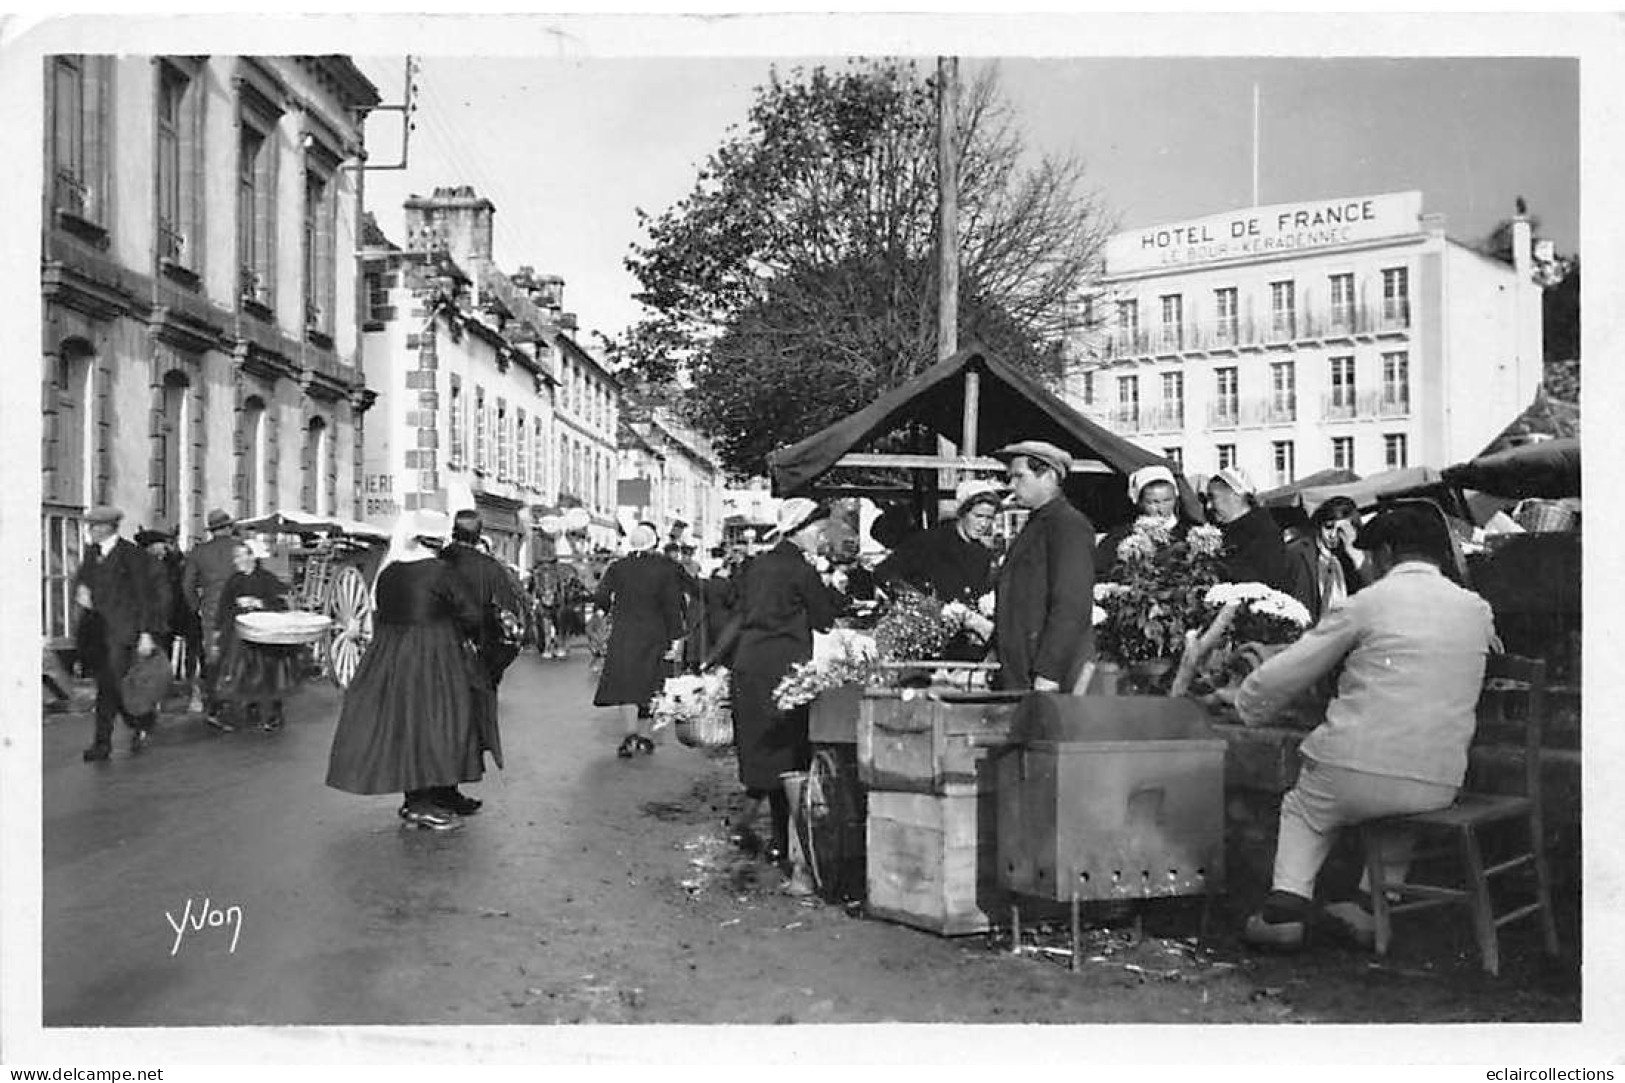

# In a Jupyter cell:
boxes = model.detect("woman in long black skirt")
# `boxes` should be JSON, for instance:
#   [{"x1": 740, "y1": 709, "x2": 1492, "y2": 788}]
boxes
[
  {"x1": 592, "y1": 522, "x2": 687, "y2": 758},
  {"x1": 326, "y1": 509, "x2": 491, "y2": 831},
  {"x1": 214, "y1": 538, "x2": 298, "y2": 731},
  {"x1": 729, "y1": 498, "x2": 842, "y2": 888}
]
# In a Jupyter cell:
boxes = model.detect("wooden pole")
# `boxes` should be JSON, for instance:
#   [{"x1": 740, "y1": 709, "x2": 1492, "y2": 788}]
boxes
[{"x1": 937, "y1": 56, "x2": 962, "y2": 508}]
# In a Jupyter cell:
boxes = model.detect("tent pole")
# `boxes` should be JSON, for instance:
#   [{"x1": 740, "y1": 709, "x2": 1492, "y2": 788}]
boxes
[{"x1": 962, "y1": 369, "x2": 980, "y2": 458}]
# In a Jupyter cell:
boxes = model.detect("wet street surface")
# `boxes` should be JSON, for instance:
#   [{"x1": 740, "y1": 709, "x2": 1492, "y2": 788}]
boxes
[{"x1": 41, "y1": 649, "x2": 1580, "y2": 1031}]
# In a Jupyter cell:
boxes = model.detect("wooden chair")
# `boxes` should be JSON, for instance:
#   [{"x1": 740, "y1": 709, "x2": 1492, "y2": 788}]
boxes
[{"x1": 1359, "y1": 653, "x2": 1561, "y2": 976}]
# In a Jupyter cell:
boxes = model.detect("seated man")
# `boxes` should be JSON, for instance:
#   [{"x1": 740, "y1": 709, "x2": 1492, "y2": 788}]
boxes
[{"x1": 1229, "y1": 501, "x2": 1497, "y2": 950}]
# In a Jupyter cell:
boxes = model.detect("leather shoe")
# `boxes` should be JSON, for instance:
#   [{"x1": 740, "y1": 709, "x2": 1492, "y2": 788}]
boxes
[
  {"x1": 1322, "y1": 901, "x2": 1376, "y2": 949},
  {"x1": 1243, "y1": 912, "x2": 1305, "y2": 951},
  {"x1": 430, "y1": 788, "x2": 483, "y2": 816},
  {"x1": 130, "y1": 729, "x2": 151, "y2": 754},
  {"x1": 83, "y1": 745, "x2": 110, "y2": 762}
]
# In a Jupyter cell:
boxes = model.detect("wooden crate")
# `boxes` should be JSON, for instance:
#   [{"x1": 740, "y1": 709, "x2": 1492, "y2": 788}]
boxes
[
  {"x1": 808, "y1": 683, "x2": 864, "y2": 745},
  {"x1": 865, "y1": 788, "x2": 1005, "y2": 936},
  {"x1": 857, "y1": 690, "x2": 1022, "y2": 795}
]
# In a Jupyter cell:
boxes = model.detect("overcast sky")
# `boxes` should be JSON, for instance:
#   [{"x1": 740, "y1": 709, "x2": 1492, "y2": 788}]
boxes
[{"x1": 356, "y1": 54, "x2": 1578, "y2": 350}]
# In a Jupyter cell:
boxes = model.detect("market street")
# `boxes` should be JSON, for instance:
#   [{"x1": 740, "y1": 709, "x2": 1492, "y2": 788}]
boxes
[{"x1": 40, "y1": 650, "x2": 1578, "y2": 1029}]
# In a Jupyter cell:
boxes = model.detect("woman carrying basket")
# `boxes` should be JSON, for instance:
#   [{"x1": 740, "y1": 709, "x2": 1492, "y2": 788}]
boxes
[
  {"x1": 592, "y1": 522, "x2": 688, "y2": 759},
  {"x1": 215, "y1": 538, "x2": 298, "y2": 731}
]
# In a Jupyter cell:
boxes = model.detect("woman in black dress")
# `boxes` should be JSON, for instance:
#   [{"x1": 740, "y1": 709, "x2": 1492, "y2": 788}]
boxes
[
  {"x1": 593, "y1": 522, "x2": 687, "y2": 758},
  {"x1": 214, "y1": 539, "x2": 297, "y2": 731},
  {"x1": 729, "y1": 498, "x2": 843, "y2": 877},
  {"x1": 326, "y1": 509, "x2": 491, "y2": 831}
]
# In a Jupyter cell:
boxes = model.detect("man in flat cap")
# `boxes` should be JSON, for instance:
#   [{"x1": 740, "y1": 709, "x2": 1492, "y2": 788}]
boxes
[
  {"x1": 1227, "y1": 500, "x2": 1496, "y2": 952},
  {"x1": 183, "y1": 509, "x2": 239, "y2": 727},
  {"x1": 990, "y1": 440, "x2": 1097, "y2": 692},
  {"x1": 75, "y1": 506, "x2": 170, "y2": 761}
]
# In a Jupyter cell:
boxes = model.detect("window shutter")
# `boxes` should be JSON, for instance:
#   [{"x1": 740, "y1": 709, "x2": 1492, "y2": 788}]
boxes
[
  {"x1": 185, "y1": 74, "x2": 205, "y2": 272},
  {"x1": 189, "y1": 381, "x2": 205, "y2": 532},
  {"x1": 94, "y1": 357, "x2": 112, "y2": 504},
  {"x1": 264, "y1": 404, "x2": 280, "y2": 510},
  {"x1": 233, "y1": 391, "x2": 248, "y2": 516},
  {"x1": 325, "y1": 416, "x2": 339, "y2": 518}
]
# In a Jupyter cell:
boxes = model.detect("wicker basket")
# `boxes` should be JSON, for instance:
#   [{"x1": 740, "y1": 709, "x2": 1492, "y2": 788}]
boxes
[
  {"x1": 236, "y1": 610, "x2": 334, "y2": 645},
  {"x1": 1514, "y1": 499, "x2": 1576, "y2": 533}
]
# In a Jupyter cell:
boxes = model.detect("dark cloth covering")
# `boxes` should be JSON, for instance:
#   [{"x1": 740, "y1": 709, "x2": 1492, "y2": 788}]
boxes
[
  {"x1": 994, "y1": 497, "x2": 1097, "y2": 691},
  {"x1": 326, "y1": 559, "x2": 493, "y2": 795},
  {"x1": 215, "y1": 567, "x2": 298, "y2": 704},
  {"x1": 1218, "y1": 505, "x2": 1296, "y2": 593},
  {"x1": 591, "y1": 551, "x2": 687, "y2": 708},
  {"x1": 440, "y1": 540, "x2": 529, "y2": 688},
  {"x1": 699, "y1": 572, "x2": 738, "y2": 665},
  {"x1": 873, "y1": 521, "x2": 994, "y2": 605},
  {"x1": 1284, "y1": 534, "x2": 1369, "y2": 623},
  {"x1": 729, "y1": 540, "x2": 842, "y2": 790}
]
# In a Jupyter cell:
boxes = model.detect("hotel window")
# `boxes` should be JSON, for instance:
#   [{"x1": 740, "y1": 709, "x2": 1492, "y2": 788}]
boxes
[
  {"x1": 1163, "y1": 447, "x2": 1183, "y2": 469},
  {"x1": 303, "y1": 158, "x2": 338, "y2": 338},
  {"x1": 533, "y1": 417, "x2": 545, "y2": 490},
  {"x1": 558, "y1": 433, "x2": 568, "y2": 497},
  {"x1": 1214, "y1": 366, "x2": 1238, "y2": 422},
  {"x1": 474, "y1": 385, "x2": 488, "y2": 472},
  {"x1": 1269, "y1": 280, "x2": 1296, "y2": 339},
  {"x1": 1328, "y1": 356, "x2": 1355, "y2": 415},
  {"x1": 1328, "y1": 273, "x2": 1355, "y2": 331},
  {"x1": 49, "y1": 55, "x2": 109, "y2": 228},
  {"x1": 1213, "y1": 287, "x2": 1238, "y2": 344},
  {"x1": 1117, "y1": 300, "x2": 1139, "y2": 352},
  {"x1": 1384, "y1": 433, "x2": 1408, "y2": 470},
  {"x1": 1080, "y1": 370, "x2": 1095, "y2": 406},
  {"x1": 1217, "y1": 444, "x2": 1237, "y2": 471},
  {"x1": 1158, "y1": 294, "x2": 1183, "y2": 350},
  {"x1": 238, "y1": 113, "x2": 278, "y2": 311},
  {"x1": 1116, "y1": 375, "x2": 1139, "y2": 429},
  {"x1": 1382, "y1": 351, "x2": 1410, "y2": 408},
  {"x1": 496, "y1": 398, "x2": 510, "y2": 481},
  {"x1": 448, "y1": 375, "x2": 465, "y2": 467},
  {"x1": 1382, "y1": 267, "x2": 1410, "y2": 325},
  {"x1": 1331, "y1": 435, "x2": 1354, "y2": 472},
  {"x1": 1270, "y1": 361, "x2": 1296, "y2": 422},
  {"x1": 1161, "y1": 371, "x2": 1184, "y2": 427},
  {"x1": 1272, "y1": 441, "x2": 1295, "y2": 487},
  {"x1": 516, "y1": 408, "x2": 528, "y2": 487},
  {"x1": 155, "y1": 59, "x2": 203, "y2": 277}
]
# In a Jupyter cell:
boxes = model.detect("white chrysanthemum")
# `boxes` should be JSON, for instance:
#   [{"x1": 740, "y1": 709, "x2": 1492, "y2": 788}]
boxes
[
  {"x1": 1187, "y1": 524, "x2": 1223, "y2": 557},
  {"x1": 1133, "y1": 515, "x2": 1174, "y2": 546},
  {"x1": 1094, "y1": 582, "x2": 1131, "y2": 600},
  {"x1": 977, "y1": 591, "x2": 997, "y2": 618},
  {"x1": 1117, "y1": 532, "x2": 1157, "y2": 563},
  {"x1": 1093, "y1": 604, "x2": 1108, "y2": 626}
]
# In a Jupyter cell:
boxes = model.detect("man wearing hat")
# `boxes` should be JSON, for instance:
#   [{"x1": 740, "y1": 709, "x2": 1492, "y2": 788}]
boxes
[
  {"x1": 990, "y1": 440, "x2": 1097, "y2": 692},
  {"x1": 183, "y1": 509, "x2": 240, "y2": 726},
  {"x1": 1205, "y1": 466, "x2": 1294, "y2": 594},
  {"x1": 1224, "y1": 501, "x2": 1497, "y2": 952},
  {"x1": 74, "y1": 506, "x2": 170, "y2": 760},
  {"x1": 137, "y1": 527, "x2": 194, "y2": 684},
  {"x1": 873, "y1": 478, "x2": 1003, "y2": 660}
]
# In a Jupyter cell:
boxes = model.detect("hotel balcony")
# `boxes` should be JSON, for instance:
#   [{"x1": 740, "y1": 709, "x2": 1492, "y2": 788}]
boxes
[
  {"x1": 1320, "y1": 390, "x2": 1411, "y2": 422},
  {"x1": 1206, "y1": 397, "x2": 1303, "y2": 431},
  {"x1": 1104, "y1": 403, "x2": 1185, "y2": 436},
  {"x1": 1100, "y1": 302, "x2": 1412, "y2": 361}
]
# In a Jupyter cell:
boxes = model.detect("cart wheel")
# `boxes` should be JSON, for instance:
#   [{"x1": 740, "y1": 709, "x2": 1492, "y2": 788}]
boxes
[
  {"x1": 800, "y1": 748, "x2": 865, "y2": 902},
  {"x1": 327, "y1": 564, "x2": 373, "y2": 689}
]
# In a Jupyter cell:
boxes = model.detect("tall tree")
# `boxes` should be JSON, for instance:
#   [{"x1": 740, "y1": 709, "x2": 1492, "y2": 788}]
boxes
[{"x1": 610, "y1": 60, "x2": 1113, "y2": 476}]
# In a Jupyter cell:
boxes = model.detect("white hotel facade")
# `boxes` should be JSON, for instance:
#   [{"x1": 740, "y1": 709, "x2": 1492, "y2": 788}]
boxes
[{"x1": 1081, "y1": 191, "x2": 1544, "y2": 487}]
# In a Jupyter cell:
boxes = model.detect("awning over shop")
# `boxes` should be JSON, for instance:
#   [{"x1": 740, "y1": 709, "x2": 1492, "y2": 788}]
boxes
[
  {"x1": 1258, "y1": 468, "x2": 1362, "y2": 509},
  {"x1": 764, "y1": 342, "x2": 1198, "y2": 528},
  {"x1": 1441, "y1": 437, "x2": 1580, "y2": 500},
  {"x1": 1285, "y1": 466, "x2": 1446, "y2": 515},
  {"x1": 473, "y1": 492, "x2": 524, "y2": 535}
]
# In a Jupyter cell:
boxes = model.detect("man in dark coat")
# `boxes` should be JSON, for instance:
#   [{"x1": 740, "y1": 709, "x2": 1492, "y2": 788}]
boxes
[
  {"x1": 991, "y1": 441, "x2": 1097, "y2": 693},
  {"x1": 75, "y1": 506, "x2": 170, "y2": 761},
  {"x1": 183, "y1": 508, "x2": 239, "y2": 726},
  {"x1": 1285, "y1": 495, "x2": 1370, "y2": 623},
  {"x1": 437, "y1": 509, "x2": 529, "y2": 814},
  {"x1": 1206, "y1": 466, "x2": 1296, "y2": 594}
]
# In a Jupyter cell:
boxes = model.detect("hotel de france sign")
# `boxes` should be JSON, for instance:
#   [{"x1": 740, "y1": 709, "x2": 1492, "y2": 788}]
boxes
[{"x1": 1105, "y1": 191, "x2": 1424, "y2": 275}]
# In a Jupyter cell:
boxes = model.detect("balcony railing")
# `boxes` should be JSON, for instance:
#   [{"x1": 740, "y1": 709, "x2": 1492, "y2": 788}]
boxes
[
  {"x1": 1320, "y1": 390, "x2": 1412, "y2": 421},
  {"x1": 1264, "y1": 400, "x2": 1298, "y2": 424},
  {"x1": 53, "y1": 168, "x2": 89, "y2": 217},
  {"x1": 158, "y1": 217, "x2": 186, "y2": 263},
  {"x1": 1207, "y1": 398, "x2": 1304, "y2": 430},
  {"x1": 1101, "y1": 303, "x2": 1413, "y2": 359},
  {"x1": 240, "y1": 264, "x2": 270, "y2": 308},
  {"x1": 1108, "y1": 406, "x2": 1142, "y2": 431}
]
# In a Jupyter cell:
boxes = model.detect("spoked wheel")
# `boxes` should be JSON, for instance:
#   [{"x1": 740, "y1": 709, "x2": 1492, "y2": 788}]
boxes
[
  {"x1": 326, "y1": 564, "x2": 373, "y2": 689},
  {"x1": 798, "y1": 747, "x2": 866, "y2": 903}
]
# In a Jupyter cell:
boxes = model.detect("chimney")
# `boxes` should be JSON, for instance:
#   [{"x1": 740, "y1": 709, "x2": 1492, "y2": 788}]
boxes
[
  {"x1": 1420, "y1": 212, "x2": 1447, "y2": 238},
  {"x1": 1512, "y1": 209, "x2": 1533, "y2": 280},
  {"x1": 403, "y1": 185, "x2": 496, "y2": 268}
]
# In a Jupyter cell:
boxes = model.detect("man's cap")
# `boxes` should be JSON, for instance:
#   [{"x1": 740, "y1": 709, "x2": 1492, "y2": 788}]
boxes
[
  {"x1": 206, "y1": 508, "x2": 234, "y2": 531},
  {"x1": 1128, "y1": 464, "x2": 1178, "y2": 505},
  {"x1": 1354, "y1": 500, "x2": 1453, "y2": 555},
  {"x1": 134, "y1": 529, "x2": 172, "y2": 547},
  {"x1": 993, "y1": 440, "x2": 1073, "y2": 478},
  {"x1": 769, "y1": 497, "x2": 828, "y2": 540},
  {"x1": 954, "y1": 478, "x2": 1006, "y2": 514},
  {"x1": 1209, "y1": 466, "x2": 1257, "y2": 497},
  {"x1": 85, "y1": 505, "x2": 123, "y2": 525}
]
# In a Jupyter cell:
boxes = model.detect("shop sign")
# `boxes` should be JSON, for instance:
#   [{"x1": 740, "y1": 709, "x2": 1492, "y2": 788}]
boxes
[
  {"x1": 1106, "y1": 191, "x2": 1423, "y2": 274},
  {"x1": 364, "y1": 473, "x2": 399, "y2": 519}
]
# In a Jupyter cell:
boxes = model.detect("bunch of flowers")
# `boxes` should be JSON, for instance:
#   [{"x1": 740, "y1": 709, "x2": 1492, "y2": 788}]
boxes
[
  {"x1": 773, "y1": 628, "x2": 880, "y2": 711},
  {"x1": 1094, "y1": 520, "x2": 1225, "y2": 665},
  {"x1": 1203, "y1": 582, "x2": 1313, "y2": 645},
  {"x1": 649, "y1": 667, "x2": 733, "y2": 747},
  {"x1": 872, "y1": 586, "x2": 958, "y2": 662}
]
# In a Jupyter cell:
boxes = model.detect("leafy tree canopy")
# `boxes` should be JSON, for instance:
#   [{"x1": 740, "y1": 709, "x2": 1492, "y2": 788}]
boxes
[{"x1": 609, "y1": 60, "x2": 1113, "y2": 477}]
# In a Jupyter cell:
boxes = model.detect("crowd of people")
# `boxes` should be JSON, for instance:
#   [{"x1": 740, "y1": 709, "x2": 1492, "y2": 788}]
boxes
[{"x1": 63, "y1": 441, "x2": 1500, "y2": 957}]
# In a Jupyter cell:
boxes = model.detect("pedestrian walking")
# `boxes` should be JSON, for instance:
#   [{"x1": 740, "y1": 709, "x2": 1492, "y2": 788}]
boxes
[
  {"x1": 592, "y1": 522, "x2": 688, "y2": 759},
  {"x1": 136, "y1": 528, "x2": 188, "y2": 672},
  {"x1": 73, "y1": 506, "x2": 169, "y2": 761},
  {"x1": 214, "y1": 538, "x2": 298, "y2": 731},
  {"x1": 325, "y1": 508, "x2": 493, "y2": 831},
  {"x1": 990, "y1": 440, "x2": 1097, "y2": 692},
  {"x1": 183, "y1": 509, "x2": 240, "y2": 727},
  {"x1": 726, "y1": 498, "x2": 843, "y2": 887}
]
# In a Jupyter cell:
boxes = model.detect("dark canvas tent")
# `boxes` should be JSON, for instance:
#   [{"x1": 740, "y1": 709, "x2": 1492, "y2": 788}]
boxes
[
  {"x1": 1442, "y1": 437, "x2": 1580, "y2": 500},
  {"x1": 765, "y1": 343, "x2": 1198, "y2": 529},
  {"x1": 1259, "y1": 468, "x2": 1362, "y2": 509}
]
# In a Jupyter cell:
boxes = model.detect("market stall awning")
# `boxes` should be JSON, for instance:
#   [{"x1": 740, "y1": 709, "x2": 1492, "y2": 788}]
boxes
[
  {"x1": 235, "y1": 508, "x2": 390, "y2": 540},
  {"x1": 1259, "y1": 468, "x2": 1362, "y2": 509},
  {"x1": 1286, "y1": 467, "x2": 1446, "y2": 515},
  {"x1": 765, "y1": 342, "x2": 1196, "y2": 526},
  {"x1": 1441, "y1": 437, "x2": 1580, "y2": 500}
]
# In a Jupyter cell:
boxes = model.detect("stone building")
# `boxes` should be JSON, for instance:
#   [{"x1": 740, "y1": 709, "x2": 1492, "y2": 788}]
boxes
[
  {"x1": 40, "y1": 54, "x2": 379, "y2": 649},
  {"x1": 618, "y1": 408, "x2": 725, "y2": 550}
]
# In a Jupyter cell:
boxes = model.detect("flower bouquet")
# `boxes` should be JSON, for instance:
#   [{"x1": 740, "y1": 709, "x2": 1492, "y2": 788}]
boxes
[
  {"x1": 1093, "y1": 521, "x2": 1226, "y2": 689},
  {"x1": 651, "y1": 667, "x2": 733, "y2": 749},
  {"x1": 773, "y1": 628, "x2": 879, "y2": 712}
]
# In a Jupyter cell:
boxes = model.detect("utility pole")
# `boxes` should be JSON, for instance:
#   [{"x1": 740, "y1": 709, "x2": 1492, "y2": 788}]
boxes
[{"x1": 938, "y1": 56, "x2": 960, "y2": 363}]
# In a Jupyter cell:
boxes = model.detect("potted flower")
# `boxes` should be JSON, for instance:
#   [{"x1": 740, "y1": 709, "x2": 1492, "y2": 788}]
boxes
[{"x1": 1093, "y1": 519, "x2": 1226, "y2": 693}]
